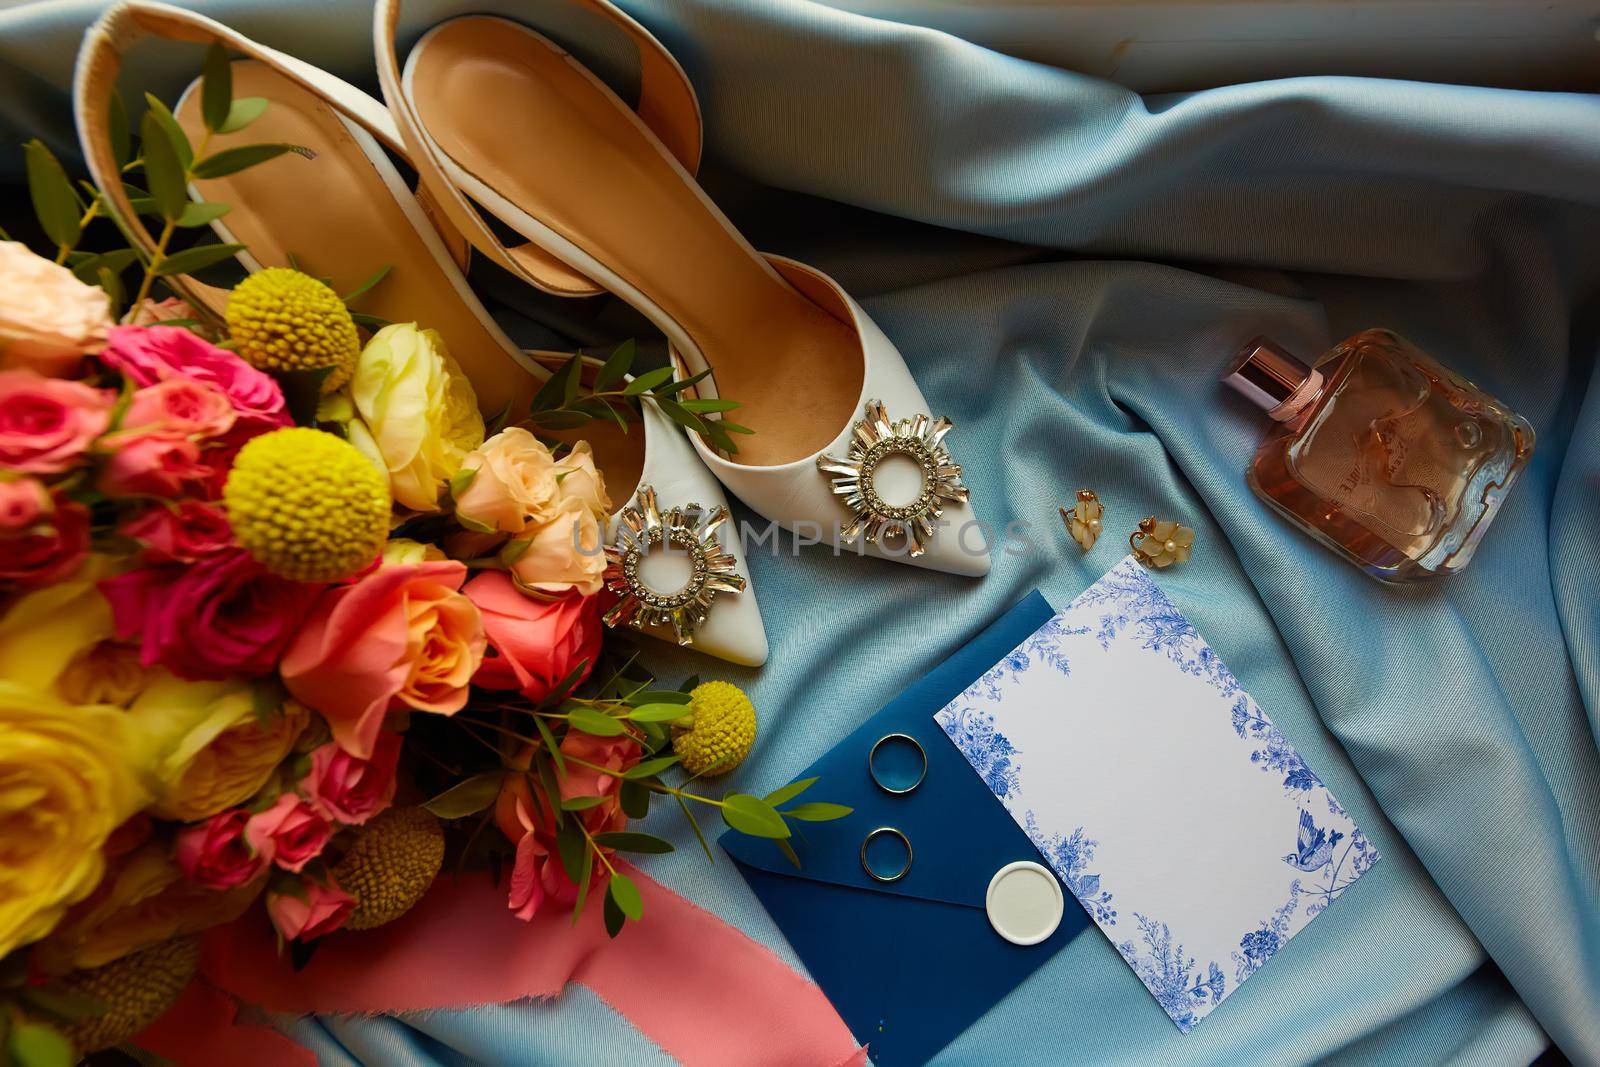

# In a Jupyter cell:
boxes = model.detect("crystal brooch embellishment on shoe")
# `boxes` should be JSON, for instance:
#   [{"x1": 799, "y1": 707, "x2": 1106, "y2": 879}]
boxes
[
  {"x1": 603, "y1": 485, "x2": 746, "y2": 645},
  {"x1": 816, "y1": 399, "x2": 969, "y2": 557}
]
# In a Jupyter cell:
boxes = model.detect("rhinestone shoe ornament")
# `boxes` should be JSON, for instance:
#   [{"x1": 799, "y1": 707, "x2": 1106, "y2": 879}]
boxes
[
  {"x1": 603, "y1": 485, "x2": 746, "y2": 646},
  {"x1": 816, "y1": 399, "x2": 969, "y2": 557}
]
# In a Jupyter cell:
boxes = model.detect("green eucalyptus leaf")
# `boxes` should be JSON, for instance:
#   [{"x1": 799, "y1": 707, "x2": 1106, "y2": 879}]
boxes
[
  {"x1": 602, "y1": 880, "x2": 627, "y2": 937},
  {"x1": 608, "y1": 871, "x2": 643, "y2": 920},
  {"x1": 776, "y1": 838, "x2": 802, "y2": 870},
  {"x1": 152, "y1": 242, "x2": 246, "y2": 277},
  {"x1": 593, "y1": 830, "x2": 674, "y2": 854},
  {"x1": 561, "y1": 795, "x2": 607, "y2": 812},
  {"x1": 655, "y1": 397, "x2": 708, "y2": 433},
  {"x1": 142, "y1": 93, "x2": 194, "y2": 169},
  {"x1": 654, "y1": 368, "x2": 712, "y2": 396},
  {"x1": 673, "y1": 791, "x2": 713, "y2": 862},
  {"x1": 176, "y1": 200, "x2": 232, "y2": 228},
  {"x1": 108, "y1": 90, "x2": 131, "y2": 167},
  {"x1": 567, "y1": 706, "x2": 626, "y2": 737},
  {"x1": 534, "y1": 715, "x2": 565, "y2": 779},
  {"x1": 96, "y1": 266, "x2": 124, "y2": 308},
  {"x1": 556, "y1": 820, "x2": 587, "y2": 883},
  {"x1": 349, "y1": 311, "x2": 392, "y2": 331},
  {"x1": 619, "y1": 777, "x2": 651, "y2": 820},
  {"x1": 138, "y1": 108, "x2": 189, "y2": 219},
  {"x1": 500, "y1": 537, "x2": 533, "y2": 565},
  {"x1": 721, "y1": 421, "x2": 756, "y2": 435},
  {"x1": 342, "y1": 264, "x2": 392, "y2": 304},
  {"x1": 529, "y1": 356, "x2": 580, "y2": 413},
  {"x1": 220, "y1": 96, "x2": 270, "y2": 134},
  {"x1": 780, "y1": 801, "x2": 853, "y2": 822},
  {"x1": 571, "y1": 834, "x2": 595, "y2": 924},
  {"x1": 622, "y1": 366, "x2": 672, "y2": 395},
  {"x1": 422, "y1": 772, "x2": 503, "y2": 818},
  {"x1": 761, "y1": 777, "x2": 817, "y2": 808},
  {"x1": 69, "y1": 248, "x2": 139, "y2": 285},
  {"x1": 627, "y1": 702, "x2": 694, "y2": 724},
  {"x1": 622, "y1": 754, "x2": 681, "y2": 780},
  {"x1": 24, "y1": 140, "x2": 82, "y2": 251},
  {"x1": 190, "y1": 143, "x2": 296, "y2": 180},
  {"x1": 703, "y1": 420, "x2": 738, "y2": 456},
  {"x1": 201, "y1": 43, "x2": 233, "y2": 132},
  {"x1": 594, "y1": 339, "x2": 636, "y2": 390},
  {"x1": 721, "y1": 793, "x2": 791, "y2": 839}
]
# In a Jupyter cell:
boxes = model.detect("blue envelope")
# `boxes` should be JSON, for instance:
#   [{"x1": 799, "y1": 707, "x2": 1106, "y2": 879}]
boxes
[{"x1": 720, "y1": 592, "x2": 1090, "y2": 1066}]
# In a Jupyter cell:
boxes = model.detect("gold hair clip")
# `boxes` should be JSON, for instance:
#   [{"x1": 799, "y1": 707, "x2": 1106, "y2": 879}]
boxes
[
  {"x1": 1060, "y1": 489, "x2": 1104, "y2": 551},
  {"x1": 1129, "y1": 516, "x2": 1194, "y2": 568}
]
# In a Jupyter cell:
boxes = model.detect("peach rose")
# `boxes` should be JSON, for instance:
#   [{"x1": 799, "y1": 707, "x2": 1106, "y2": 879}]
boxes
[
  {"x1": 506, "y1": 496, "x2": 606, "y2": 597},
  {"x1": 281, "y1": 560, "x2": 485, "y2": 758},
  {"x1": 552, "y1": 440, "x2": 611, "y2": 518},
  {"x1": 453, "y1": 427, "x2": 561, "y2": 534},
  {"x1": 0, "y1": 241, "x2": 112, "y2": 376}
]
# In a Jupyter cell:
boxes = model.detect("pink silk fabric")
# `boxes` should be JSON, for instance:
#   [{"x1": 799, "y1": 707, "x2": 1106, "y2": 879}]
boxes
[{"x1": 142, "y1": 862, "x2": 866, "y2": 1067}]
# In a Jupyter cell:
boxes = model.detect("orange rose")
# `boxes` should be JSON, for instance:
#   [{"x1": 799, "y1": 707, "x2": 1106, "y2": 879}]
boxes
[
  {"x1": 506, "y1": 496, "x2": 606, "y2": 597},
  {"x1": 281, "y1": 561, "x2": 485, "y2": 758}
]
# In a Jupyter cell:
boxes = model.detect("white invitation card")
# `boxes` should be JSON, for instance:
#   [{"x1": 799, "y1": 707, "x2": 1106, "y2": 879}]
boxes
[{"x1": 936, "y1": 558, "x2": 1377, "y2": 1032}]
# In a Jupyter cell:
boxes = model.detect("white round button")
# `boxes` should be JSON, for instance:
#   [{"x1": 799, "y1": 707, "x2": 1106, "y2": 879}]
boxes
[{"x1": 985, "y1": 861, "x2": 1065, "y2": 946}]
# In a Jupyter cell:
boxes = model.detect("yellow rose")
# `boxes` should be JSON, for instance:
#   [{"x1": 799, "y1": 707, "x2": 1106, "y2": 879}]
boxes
[
  {"x1": 123, "y1": 672, "x2": 308, "y2": 821},
  {"x1": 0, "y1": 556, "x2": 116, "y2": 693},
  {"x1": 382, "y1": 537, "x2": 447, "y2": 565},
  {"x1": 348, "y1": 323, "x2": 484, "y2": 511},
  {"x1": 0, "y1": 682, "x2": 147, "y2": 959},
  {"x1": 507, "y1": 495, "x2": 607, "y2": 596},
  {"x1": 553, "y1": 440, "x2": 612, "y2": 519},
  {"x1": 454, "y1": 427, "x2": 562, "y2": 533},
  {"x1": 0, "y1": 240, "x2": 112, "y2": 376},
  {"x1": 57, "y1": 642, "x2": 149, "y2": 706},
  {"x1": 33, "y1": 845, "x2": 263, "y2": 971}
]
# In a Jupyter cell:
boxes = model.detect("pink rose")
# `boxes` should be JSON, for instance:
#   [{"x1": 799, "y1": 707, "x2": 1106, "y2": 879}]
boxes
[
  {"x1": 123, "y1": 376, "x2": 236, "y2": 439},
  {"x1": 0, "y1": 493, "x2": 88, "y2": 587},
  {"x1": 0, "y1": 478, "x2": 50, "y2": 532},
  {"x1": 266, "y1": 876, "x2": 355, "y2": 942},
  {"x1": 100, "y1": 325, "x2": 289, "y2": 431},
  {"x1": 0, "y1": 369, "x2": 112, "y2": 473},
  {"x1": 282, "y1": 561, "x2": 484, "y2": 758},
  {"x1": 99, "y1": 430, "x2": 206, "y2": 497},
  {"x1": 497, "y1": 731, "x2": 640, "y2": 921},
  {"x1": 464, "y1": 572, "x2": 600, "y2": 700},
  {"x1": 122, "y1": 500, "x2": 234, "y2": 562},
  {"x1": 174, "y1": 809, "x2": 267, "y2": 889},
  {"x1": 245, "y1": 793, "x2": 333, "y2": 872},
  {"x1": 101, "y1": 548, "x2": 322, "y2": 679},
  {"x1": 301, "y1": 733, "x2": 401, "y2": 825}
]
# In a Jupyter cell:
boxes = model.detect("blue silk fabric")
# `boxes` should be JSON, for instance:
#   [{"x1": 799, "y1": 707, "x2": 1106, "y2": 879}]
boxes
[{"x1": 2, "y1": 0, "x2": 1596, "y2": 1062}]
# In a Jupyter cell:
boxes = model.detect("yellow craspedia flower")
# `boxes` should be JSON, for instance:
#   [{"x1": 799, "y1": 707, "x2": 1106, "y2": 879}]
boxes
[
  {"x1": 49, "y1": 936, "x2": 199, "y2": 1053},
  {"x1": 223, "y1": 427, "x2": 390, "y2": 582},
  {"x1": 672, "y1": 681, "x2": 757, "y2": 777},
  {"x1": 226, "y1": 268, "x2": 360, "y2": 390},
  {"x1": 332, "y1": 807, "x2": 445, "y2": 930}
]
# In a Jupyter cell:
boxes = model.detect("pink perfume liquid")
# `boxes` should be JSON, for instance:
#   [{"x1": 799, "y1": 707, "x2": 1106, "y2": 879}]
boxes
[{"x1": 1224, "y1": 329, "x2": 1534, "y2": 582}]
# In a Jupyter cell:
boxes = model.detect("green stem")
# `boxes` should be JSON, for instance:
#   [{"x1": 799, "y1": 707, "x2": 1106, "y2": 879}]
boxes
[
  {"x1": 53, "y1": 200, "x2": 102, "y2": 266},
  {"x1": 576, "y1": 820, "x2": 618, "y2": 878},
  {"x1": 123, "y1": 128, "x2": 212, "y2": 322}
]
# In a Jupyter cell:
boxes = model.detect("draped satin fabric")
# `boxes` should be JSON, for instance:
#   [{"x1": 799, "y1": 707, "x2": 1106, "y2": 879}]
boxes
[{"x1": 2, "y1": 0, "x2": 1596, "y2": 1062}]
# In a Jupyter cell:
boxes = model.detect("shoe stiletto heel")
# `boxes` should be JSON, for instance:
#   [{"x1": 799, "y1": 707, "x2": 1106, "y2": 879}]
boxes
[{"x1": 375, "y1": 0, "x2": 990, "y2": 576}]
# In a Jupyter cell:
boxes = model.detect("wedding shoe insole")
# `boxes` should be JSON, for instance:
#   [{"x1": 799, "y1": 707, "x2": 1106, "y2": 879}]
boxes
[
  {"x1": 177, "y1": 63, "x2": 646, "y2": 502},
  {"x1": 176, "y1": 62, "x2": 545, "y2": 415},
  {"x1": 408, "y1": 17, "x2": 864, "y2": 467}
]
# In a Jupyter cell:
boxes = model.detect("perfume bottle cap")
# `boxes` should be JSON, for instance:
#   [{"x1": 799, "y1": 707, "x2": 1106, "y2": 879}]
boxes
[{"x1": 1223, "y1": 337, "x2": 1325, "y2": 422}]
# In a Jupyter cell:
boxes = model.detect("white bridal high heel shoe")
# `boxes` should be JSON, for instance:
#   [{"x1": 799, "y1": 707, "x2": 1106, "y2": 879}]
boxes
[
  {"x1": 73, "y1": 0, "x2": 768, "y2": 665},
  {"x1": 375, "y1": 0, "x2": 991, "y2": 576}
]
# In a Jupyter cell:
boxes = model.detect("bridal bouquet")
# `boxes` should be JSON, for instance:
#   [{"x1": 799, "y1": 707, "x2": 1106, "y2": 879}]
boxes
[{"x1": 0, "y1": 68, "x2": 844, "y2": 1066}]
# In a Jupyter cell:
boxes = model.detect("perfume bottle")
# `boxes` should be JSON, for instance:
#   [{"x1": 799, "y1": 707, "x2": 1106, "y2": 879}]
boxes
[{"x1": 1223, "y1": 329, "x2": 1534, "y2": 582}]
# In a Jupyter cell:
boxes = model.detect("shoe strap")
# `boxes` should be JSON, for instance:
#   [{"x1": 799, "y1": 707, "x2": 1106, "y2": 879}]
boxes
[
  {"x1": 74, "y1": 0, "x2": 703, "y2": 311},
  {"x1": 375, "y1": 0, "x2": 704, "y2": 298}
]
